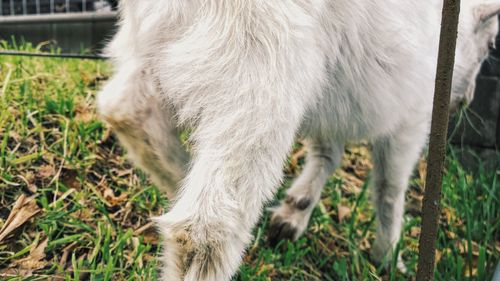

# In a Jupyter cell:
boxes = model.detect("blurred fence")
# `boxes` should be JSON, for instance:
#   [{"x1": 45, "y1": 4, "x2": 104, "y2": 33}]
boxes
[
  {"x1": 0, "y1": 0, "x2": 117, "y2": 15},
  {"x1": 448, "y1": 27, "x2": 500, "y2": 171},
  {"x1": 449, "y1": 59, "x2": 500, "y2": 170},
  {"x1": 0, "y1": 0, "x2": 117, "y2": 53}
]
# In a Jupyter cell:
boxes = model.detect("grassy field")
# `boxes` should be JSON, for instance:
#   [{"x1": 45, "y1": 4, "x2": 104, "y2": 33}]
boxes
[{"x1": 0, "y1": 43, "x2": 498, "y2": 281}]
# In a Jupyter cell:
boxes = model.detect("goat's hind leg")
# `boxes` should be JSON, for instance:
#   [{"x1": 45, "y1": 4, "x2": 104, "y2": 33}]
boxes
[
  {"x1": 370, "y1": 123, "x2": 428, "y2": 272},
  {"x1": 269, "y1": 139, "x2": 343, "y2": 245},
  {"x1": 97, "y1": 67, "x2": 189, "y2": 197}
]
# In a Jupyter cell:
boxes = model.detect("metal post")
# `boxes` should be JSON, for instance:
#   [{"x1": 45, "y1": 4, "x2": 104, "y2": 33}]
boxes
[
  {"x1": 9, "y1": 0, "x2": 14, "y2": 15},
  {"x1": 66, "y1": 0, "x2": 69, "y2": 13},
  {"x1": 50, "y1": 0, "x2": 54, "y2": 13},
  {"x1": 22, "y1": 0, "x2": 26, "y2": 15},
  {"x1": 36, "y1": 0, "x2": 40, "y2": 14},
  {"x1": 493, "y1": 262, "x2": 500, "y2": 281},
  {"x1": 416, "y1": 0, "x2": 461, "y2": 280},
  {"x1": 0, "y1": 0, "x2": 3, "y2": 16},
  {"x1": 83, "y1": 0, "x2": 86, "y2": 12}
]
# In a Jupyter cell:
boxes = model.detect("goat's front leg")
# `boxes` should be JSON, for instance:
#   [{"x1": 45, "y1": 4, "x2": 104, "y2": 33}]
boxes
[
  {"x1": 268, "y1": 139, "x2": 343, "y2": 244},
  {"x1": 156, "y1": 95, "x2": 313, "y2": 280}
]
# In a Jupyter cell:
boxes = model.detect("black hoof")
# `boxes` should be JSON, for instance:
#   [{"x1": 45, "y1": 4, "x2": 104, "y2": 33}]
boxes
[{"x1": 268, "y1": 216, "x2": 297, "y2": 247}]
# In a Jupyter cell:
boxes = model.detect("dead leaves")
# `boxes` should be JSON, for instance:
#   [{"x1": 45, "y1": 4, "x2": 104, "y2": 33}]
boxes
[
  {"x1": 0, "y1": 237, "x2": 49, "y2": 278},
  {"x1": 417, "y1": 158, "x2": 427, "y2": 188},
  {"x1": 75, "y1": 102, "x2": 95, "y2": 124},
  {"x1": 37, "y1": 164, "x2": 56, "y2": 179},
  {"x1": 103, "y1": 187, "x2": 129, "y2": 207},
  {"x1": 288, "y1": 144, "x2": 307, "y2": 175},
  {"x1": 336, "y1": 170, "x2": 363, "y2": 195},
  {"x1": 0, "y1": 195, "x2": 41, "y2": 243},
  {"x1": 133, "y1": 222, "x2": 158, "y2": 245},
  {"x1": 0, "y1": 195, "x2": 46, "y2": 277},
  {"x1": 335, "y1": 142, "x2": 373, "y2": 196},
  {"x1": 14, "y1": 238, "x2": 49, "y2": 275},
  {"x1": 343, "y1": 143, "x2": 373, "y2": 180},
  {"x1": 337, "y1": 204, "x2": 352, "y2": 224}
]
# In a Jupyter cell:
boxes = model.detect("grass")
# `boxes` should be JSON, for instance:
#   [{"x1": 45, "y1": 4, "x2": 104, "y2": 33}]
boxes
[{"x1": 0, "y1": 42, "x2": 498, "y2": 280}]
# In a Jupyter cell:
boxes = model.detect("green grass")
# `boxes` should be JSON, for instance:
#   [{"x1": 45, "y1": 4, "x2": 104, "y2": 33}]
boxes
[{"x1": 0, "y1": 42, "x2": 498, "y2": 280}]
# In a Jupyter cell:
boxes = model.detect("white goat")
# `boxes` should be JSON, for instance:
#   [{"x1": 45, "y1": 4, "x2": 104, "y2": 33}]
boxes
[{"x1": 97, "y1": 1, "x2": 500, "y2": 280}]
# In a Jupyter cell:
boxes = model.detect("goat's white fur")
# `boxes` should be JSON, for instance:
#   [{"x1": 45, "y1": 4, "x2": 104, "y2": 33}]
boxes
[{"x1": 97, "y1": 0, "x2": 499, "y2": 280}]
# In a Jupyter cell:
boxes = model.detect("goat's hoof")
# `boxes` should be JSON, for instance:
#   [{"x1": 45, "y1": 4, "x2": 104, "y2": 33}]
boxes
[
  {"x1": 397, "y1": 260, "x2": 408, "y2": 274},
  {"x1": 268, "y1": 215, "x2": 298, "y2": 246},
  {"x1": 267, "y1": 195, "x2": 313, "y2": 246},
  {"x1": 369, "y1": 248, "x2": 408, "y2": 274},
  {"x1": 376, "y1": 259, "x2": 408, "y2": 275}
]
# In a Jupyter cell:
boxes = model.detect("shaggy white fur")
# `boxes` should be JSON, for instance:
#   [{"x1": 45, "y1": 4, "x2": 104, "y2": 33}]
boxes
[{"x1": 97, "y1": 0, "x2": 500, "y2": 280}]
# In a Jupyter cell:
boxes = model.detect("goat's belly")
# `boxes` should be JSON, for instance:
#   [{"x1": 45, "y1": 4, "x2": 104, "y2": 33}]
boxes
[
  {"x1": 300, "y1": 51, "x2": 436, "y2": 142},
  {"x1": 300, "y1": 65, "x2": 433, "y2": 142},
  {"x1": 300, "y1": 92, "x2": 403, "y2": 142}
]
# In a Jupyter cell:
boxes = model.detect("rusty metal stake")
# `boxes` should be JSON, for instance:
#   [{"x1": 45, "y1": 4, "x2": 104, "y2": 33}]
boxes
[{"x1": 416, "y1": 0, "x2": 461, "y2": 280}]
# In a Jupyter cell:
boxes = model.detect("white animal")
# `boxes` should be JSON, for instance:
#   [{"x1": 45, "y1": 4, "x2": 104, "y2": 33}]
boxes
[{"x1": 97, "y1": 0, "x2": 500, "y2": 280}]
